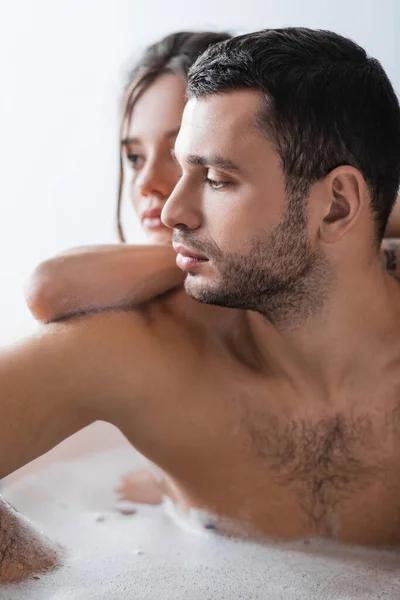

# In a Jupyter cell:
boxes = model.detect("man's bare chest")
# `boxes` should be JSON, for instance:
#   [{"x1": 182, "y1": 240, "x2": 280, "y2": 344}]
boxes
[{"x1": 183, "y1": 369, "x2": 400, "y2": 544}]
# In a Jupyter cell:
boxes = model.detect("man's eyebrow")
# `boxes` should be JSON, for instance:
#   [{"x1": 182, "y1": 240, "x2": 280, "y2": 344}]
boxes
[
  {"x1": 121, "y1": 127, "x2": 181, "y2": 146},
  {"x1": 185, "y1": 154, "x2": 242, "y2": 173}
]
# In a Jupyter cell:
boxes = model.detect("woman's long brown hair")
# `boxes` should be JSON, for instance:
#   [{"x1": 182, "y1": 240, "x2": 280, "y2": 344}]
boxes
[{"x1": 116, "y1": 31, "x2": 231, "y2": 242}]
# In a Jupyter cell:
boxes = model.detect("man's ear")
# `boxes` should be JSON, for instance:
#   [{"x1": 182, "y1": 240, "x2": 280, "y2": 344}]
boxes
[{"x1": 319, "y1": 166, "x2": 367, "y2": 244}]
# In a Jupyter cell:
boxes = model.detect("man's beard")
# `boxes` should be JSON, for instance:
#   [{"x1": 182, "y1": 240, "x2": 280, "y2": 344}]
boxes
[{"x1": 174, "y1": 197, "x2": 331, "y2": 326}]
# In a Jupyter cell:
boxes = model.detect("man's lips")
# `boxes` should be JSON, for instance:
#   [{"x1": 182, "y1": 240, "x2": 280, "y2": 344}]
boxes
[
  {"x1": 172, "y1": 243, "x2": 208, "y2": 260},
  {"x1": 172, "y1": 243, "x2": 209, "y2": 271}
]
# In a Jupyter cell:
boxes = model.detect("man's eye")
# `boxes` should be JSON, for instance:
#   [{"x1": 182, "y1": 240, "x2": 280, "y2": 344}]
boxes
[
  {"x1": 127, "y1": 154, "x2": 144, "y2": 170},
  {"x1": 205, "y1": 177, "x2": 230, "y2": 190}
]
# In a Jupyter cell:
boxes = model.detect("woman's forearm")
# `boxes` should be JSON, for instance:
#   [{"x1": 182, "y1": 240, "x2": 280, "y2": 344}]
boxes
[{"x1": 26, "y1": 244, "x2": 184, "y2": 323}]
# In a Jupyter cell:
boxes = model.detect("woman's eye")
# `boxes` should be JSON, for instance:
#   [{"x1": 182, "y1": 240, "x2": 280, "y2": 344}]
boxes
[
  {"x1": 205, "y1": 177, "x2": 230, "y2": 190},
  {"x1": 127, "y1": 154, "x2": 144, "y2": 170}
]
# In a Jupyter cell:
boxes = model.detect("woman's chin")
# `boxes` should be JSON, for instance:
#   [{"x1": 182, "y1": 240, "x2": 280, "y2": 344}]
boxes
[{"x1": 145, "y1": 229, "x2": 173, "y2": 246}]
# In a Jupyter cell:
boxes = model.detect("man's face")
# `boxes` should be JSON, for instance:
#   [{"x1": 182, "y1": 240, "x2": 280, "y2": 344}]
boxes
[{"x1": 162, "y1": 90, "x2": 326, "y2": 321}]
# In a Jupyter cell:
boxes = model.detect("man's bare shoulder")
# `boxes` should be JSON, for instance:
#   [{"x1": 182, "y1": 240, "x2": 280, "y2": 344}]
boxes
[
  {"x1": 47, "y1": 296, "x2": 213, "y2": 407},
  {"x1": 39, "y1": 289, "x2": 220, "y2": 384}
]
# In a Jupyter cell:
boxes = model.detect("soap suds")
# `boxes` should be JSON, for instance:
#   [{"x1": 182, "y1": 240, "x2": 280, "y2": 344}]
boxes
[{"x1": 1, "y1": 447, "x2": 400, "y2": 599}]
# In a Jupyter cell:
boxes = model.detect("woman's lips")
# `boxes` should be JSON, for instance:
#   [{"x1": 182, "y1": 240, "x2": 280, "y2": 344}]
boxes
[
  {"x1": 142, "y1": 216, "x2": 165, "y2": 230},
  {"x1": 141, "y1": 210, "x2": 166, "y2": 230}
]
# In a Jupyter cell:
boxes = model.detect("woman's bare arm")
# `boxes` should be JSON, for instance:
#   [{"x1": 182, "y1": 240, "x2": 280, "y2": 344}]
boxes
[
  {"x1": 27, "y1": 225, "x2": 400, "y2": 325},
  {"x1": 26, "y1": 244, "x2": 184, "y2": 323}
]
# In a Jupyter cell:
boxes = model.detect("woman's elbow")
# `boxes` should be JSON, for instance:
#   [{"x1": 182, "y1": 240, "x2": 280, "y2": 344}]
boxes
[{"x1": 24, "y1": 260, "x2": 61, "y2": 323}]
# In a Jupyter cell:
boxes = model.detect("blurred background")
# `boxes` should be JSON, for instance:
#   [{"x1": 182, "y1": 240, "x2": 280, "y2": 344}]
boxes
[{"x1": 0, "y1": 0, "x2": 398, "y2": 478}]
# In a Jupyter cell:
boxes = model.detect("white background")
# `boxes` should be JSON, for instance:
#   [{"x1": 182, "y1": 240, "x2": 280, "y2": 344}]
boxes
[{"x1": 0, "y1": 0, "x2": 398, "y2": 344}]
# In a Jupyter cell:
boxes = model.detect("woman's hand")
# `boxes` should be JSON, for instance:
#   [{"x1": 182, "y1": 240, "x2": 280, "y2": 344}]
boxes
[{"x1": 115, "y1": 469, "x2": 163, "y2": 506}]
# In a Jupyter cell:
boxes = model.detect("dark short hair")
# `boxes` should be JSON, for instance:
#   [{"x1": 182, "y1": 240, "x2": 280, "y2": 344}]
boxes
[
  {"x1": 188, "y1": 28, "x2": 400, "y2": 241},
  {"x1": 117, "y1": 31, "x2": 231, "y2": 242}
]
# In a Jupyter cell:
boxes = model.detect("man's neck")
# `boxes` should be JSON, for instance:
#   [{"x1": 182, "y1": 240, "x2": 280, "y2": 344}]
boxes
[{"x1": 247, "y1": 261, "x2": 400, "y2": 394}]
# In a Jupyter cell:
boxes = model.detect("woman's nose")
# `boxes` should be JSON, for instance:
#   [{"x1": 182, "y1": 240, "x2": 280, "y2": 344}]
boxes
[{"x1": 136, "y1": 160, "x2": 177, "y2": 199}]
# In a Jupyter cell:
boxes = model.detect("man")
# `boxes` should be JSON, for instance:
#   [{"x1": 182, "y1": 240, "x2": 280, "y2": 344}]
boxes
[{"x1": 1, "y1": 27, "x2": 400, "y2": 582}]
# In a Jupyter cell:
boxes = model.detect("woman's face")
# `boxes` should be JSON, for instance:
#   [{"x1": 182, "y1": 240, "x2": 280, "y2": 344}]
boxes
[{"x1": 122, "y1": 73, "x2": 187, "y2": 245}]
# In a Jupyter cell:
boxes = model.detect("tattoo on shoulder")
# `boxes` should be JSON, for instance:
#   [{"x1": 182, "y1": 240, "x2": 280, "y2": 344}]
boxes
[
  {"x1": 384, "y1": 248, "x2": 397, "y2": 272},
  {"x1": 382, "y1": 240, "x2": 400, "y2": 275}
]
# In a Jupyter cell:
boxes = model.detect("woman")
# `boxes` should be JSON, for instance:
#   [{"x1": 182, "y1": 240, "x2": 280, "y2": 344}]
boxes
[
  {"x1": 27, "y1": 31, "x2": 235, "y2": 322},
  {"x1": 26, "y1": 30, "x2": 400, "y2": 507}
]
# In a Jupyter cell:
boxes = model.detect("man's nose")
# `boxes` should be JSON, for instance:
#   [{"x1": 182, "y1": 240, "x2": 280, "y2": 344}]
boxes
[{"x1": 161, "y1": 178, "x2": 202, "y2": 231}]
